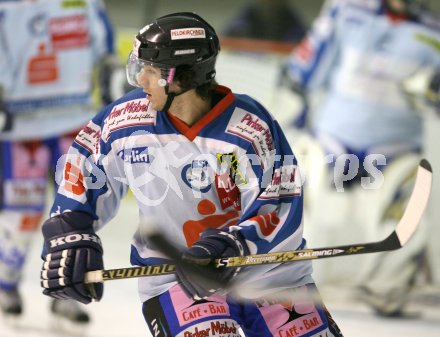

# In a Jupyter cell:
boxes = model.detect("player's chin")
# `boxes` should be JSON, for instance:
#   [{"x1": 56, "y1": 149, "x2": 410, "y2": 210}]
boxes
[
  {"x1": 144, "y1": 92, "x2": 165, "y2": 110},
  {"x1": 149, "y1": 99, "x2": 164, "y2": 111}
]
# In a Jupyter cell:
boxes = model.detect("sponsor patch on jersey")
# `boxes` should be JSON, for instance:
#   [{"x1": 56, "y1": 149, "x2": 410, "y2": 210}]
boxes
[
  {"x1": 216, "y1": 153, "x2": 246, "y2": 187},
  {"x1": 10, "y1": 142, "x2": 50, "y2": 179},
  {"x1": 259, "y1": 165, "x2": 302, "y2": 199},
  {"x1": 58, "y1": 155, "x2": 88, "y2": 203},
  {"x1": 215, "y1": 153, "x2": 244, "y2": 210},
  {"x1": 3, "y1": 180, "x2": 46, "y2": 208},
  {"x1": 74, "y1": 121, "x2": 101, "y2": 154},
  {"x1": 259, "y1": 295, "x2": 326, "y2": 337},
  {"x1": 226, "y1": 109, "x2": 274, "y2": 166},
  {"x1": 102, "y1": 99, "x2": 156, "y2": 142},
  {"x1": 181, "y1": 159, "x2": 212, "y2": 192},
  {"x1": 176, "y1": 319, "x2": 241, "y2": 337},
  {"x1": 169, "y1": 287, "x2": 231, "y2": 327},
  {"x1": 50, "y1": 14, "x2": 89, "y2": 50},
  {"x1": 117, "y1": 146, "x2": 150, "y2": 164},
  {"x1": 63, "y1": 160, "x2": 85, "y2": 196},
  {"x1": 170, "y1": 27, "x2": 206, "y2": 40}
]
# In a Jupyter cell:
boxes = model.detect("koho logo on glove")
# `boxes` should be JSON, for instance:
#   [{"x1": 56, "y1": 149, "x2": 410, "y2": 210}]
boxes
[{"x1": 50, "y1": 233, "x2": 101, "y2": 248}]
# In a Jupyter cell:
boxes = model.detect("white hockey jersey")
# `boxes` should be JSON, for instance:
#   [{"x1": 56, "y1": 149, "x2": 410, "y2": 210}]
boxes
[
  {"x1": 0, "y1": 0, "x2": 114, "y2": 140},
  {"x1": 287, "y1": 0, "x2": 440, "y2": 152},
  {"x1": 50, "y1": 85, "x2": 314, "y2": 302}
]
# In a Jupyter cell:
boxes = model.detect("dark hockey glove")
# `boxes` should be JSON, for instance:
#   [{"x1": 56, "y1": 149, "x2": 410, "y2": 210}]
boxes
[
  {"x1": 427, "y1": 70, "x2": 440, "y2": 113},
  {"x1": 41, "y1": 212, "x2": 104, "y2": 304},
  {"x1": 0, "y1": 92, "x2": 13, "y2": 132},
  {"x1": 175, "y1": 228, "x2": 249, "y2": 300}
]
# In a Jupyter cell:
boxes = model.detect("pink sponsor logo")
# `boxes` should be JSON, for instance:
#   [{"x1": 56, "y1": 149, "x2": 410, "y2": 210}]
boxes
[
  {"x1": 108, "y1": 100, "x2": 150, "y2": 120},
  {"x1": 259, "y1": 300, "x2": 325, "y2": 337},
  {"x1": 169, "y1": 286, "x2": 230, "y2": 326},
  {"x1": 226, "y1": 109, "x2": 274, "y2": 166},
  {"x1": 180, "y1": 320, "x2": 239, "y2": 337},
  {"x1": 276, "y1": 314, "x2": 324, "y2": 337},
  {"x1": 11, "y1": 142, "x2": 50, "y2": 178},
  {"x1": 240, "y1": 113, "x2": 274, "y2": 153},
  {"x1": 102, "y1": 99, "x2": 156, "y2": 141},
  {"x1": 75, "y1": 121, "x2": 101, "y2": 154}
]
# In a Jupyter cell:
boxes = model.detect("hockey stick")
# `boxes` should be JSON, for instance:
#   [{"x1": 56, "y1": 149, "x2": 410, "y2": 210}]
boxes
[{"x1": 85, "y1": 159, "x2": 432, "y2": 284}]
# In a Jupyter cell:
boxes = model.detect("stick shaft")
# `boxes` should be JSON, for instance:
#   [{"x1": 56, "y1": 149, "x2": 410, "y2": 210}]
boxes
[
  {"x1": 85, "y1": 159, "x2": 432, "y2": 283},
  {"x1": 84, "y1": 231, "x2": 400, "y2": 283}
]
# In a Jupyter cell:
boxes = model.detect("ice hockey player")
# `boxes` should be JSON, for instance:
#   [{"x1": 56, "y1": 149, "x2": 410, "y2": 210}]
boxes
[
  {"x1": 0, "y1": 0, "x2": 118, "y2": 324},
  {"x1": 283, "y1": 0, "x2": 440, "y2": 316},
  {"x1": 39, "y1": 12, "x2": 344, "y2": 337}
]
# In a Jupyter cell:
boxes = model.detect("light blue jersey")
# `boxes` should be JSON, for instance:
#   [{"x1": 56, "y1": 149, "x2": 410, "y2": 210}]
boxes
[
  {"x1": 287, "y1": 0, "x2": 440, "y2": 153},
  {"x1": 0, "y1": 0, "x2": 114, "y2": 140}
]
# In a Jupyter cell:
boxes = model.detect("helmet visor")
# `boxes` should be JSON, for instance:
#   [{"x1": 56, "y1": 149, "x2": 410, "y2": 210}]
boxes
[{"x1": 126, "y1": 51, "x2": 176, "y2": 88}]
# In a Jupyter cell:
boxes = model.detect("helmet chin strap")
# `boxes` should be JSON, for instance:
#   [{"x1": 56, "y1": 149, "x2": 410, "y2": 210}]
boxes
[
  {"x1": 161, "y1": 91, "x2": 176, "y2": 113},
  {"x1": 161, "y1": 85, "x2": 191, "y2": 112}
]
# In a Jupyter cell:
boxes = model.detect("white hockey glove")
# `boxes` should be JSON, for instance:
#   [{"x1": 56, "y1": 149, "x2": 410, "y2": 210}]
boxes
[{"x1": 401, "y1": 67, "x2": 440, "y2": 114}]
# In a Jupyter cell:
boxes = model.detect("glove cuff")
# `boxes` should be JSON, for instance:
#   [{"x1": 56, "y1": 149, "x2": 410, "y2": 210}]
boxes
[
  {"x1": 45, "y1": 232, "x2": 103, "y2": 254},
  {"x1": 42, "y1": 211, "x2": 102, "y2": 254}
]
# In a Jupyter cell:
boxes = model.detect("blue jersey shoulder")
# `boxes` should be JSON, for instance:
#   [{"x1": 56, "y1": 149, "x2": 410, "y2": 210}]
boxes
[{"x1": 233, "y1": 93, "x2": 274, "y2": 124}]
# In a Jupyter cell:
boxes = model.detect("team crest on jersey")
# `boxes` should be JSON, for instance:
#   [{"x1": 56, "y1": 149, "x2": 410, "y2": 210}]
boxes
[
  {"x1": 181, "y1": 160, "x2": 212, "y2": 192},
  {"x1": 117, "y1": 146, "x2": 150, "y2": 164}
]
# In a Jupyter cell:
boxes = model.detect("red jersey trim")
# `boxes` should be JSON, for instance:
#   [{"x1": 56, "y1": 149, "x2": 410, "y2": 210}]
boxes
[{"x1": 167, "y1": 85, "x2": 236, "y2": 141}]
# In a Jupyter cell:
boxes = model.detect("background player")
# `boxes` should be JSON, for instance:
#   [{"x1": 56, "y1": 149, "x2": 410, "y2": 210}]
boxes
[
  {"x1": 0, "y1": 0, "x2": 118, "y2": 324},
  {"x1": 283, "y1": 0, "x2": 440, "y2": 316}
]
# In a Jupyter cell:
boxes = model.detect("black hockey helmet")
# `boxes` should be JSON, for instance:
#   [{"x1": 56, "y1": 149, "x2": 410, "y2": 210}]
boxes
[{"x1": 126, "y1": 12, "x2": 220, "y2": 89}]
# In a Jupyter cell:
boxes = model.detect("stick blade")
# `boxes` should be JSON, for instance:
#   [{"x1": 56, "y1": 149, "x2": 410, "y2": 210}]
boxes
[{"x1": 395, "y1": 159, "x2": 433, "y2": 246}]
